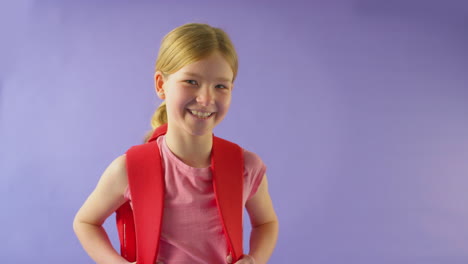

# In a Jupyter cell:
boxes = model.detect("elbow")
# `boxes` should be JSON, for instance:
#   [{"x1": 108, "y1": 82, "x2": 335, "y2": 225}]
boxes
[
  {"x1": 73, "y1": 211, "x2": 88, "y2": 235},
  {"x1": 252, "y1": 218, "x2": 279, "y2": 230},
  {"x1": 267, "y1": 214, "x2": 280, "y2": 229},
  {"x1": 72, "y1": 214, "x2": 81, "y2": 234},
  {"x1": 272, "y1": 219, "x2": 280, "y2": 232},
  {"x1": 73, "y1": 213, "x2": 102, "y2": 234}
]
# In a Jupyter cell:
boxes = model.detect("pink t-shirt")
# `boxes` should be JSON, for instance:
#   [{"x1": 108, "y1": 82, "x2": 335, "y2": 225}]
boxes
[{"x1": 124, "y1": 136, "x2": 266, "y2": 263}]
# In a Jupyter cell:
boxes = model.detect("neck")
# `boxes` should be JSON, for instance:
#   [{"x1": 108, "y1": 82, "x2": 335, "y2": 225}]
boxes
[{"x1": 164, "y1": 124, "x2": 213, "y2": 168}]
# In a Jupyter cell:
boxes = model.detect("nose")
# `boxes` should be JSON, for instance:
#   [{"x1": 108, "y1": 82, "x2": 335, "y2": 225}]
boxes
[{"x1": 196, "y1": 86, "x2": 214, "y2": 107}]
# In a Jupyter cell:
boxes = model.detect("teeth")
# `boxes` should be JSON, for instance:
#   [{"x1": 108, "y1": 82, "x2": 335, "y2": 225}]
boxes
[{"x1": 190, "y1": 110, "x2": 213, "y2": 118}]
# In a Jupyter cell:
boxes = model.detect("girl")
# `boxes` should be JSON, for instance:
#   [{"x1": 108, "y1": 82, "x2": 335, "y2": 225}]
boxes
[{"x1": 73, "y1": 23, "x2": 278, "y2": 264}]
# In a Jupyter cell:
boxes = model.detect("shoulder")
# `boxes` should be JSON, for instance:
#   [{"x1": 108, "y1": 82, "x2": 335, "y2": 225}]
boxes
[
  {"x1": 110, "y1": 154, "x2": 127, "y2": 171},
  {"x1": 216, "y1": 136, "x2": 266, "y2": 174},
  {"x1": 91, "y1": 154, "x2": 129, "y2": 200},
  {"x1": 106, "y1": 154, "x2": 127, "y2": 178},
  {"x1": 241, "y1": 147, "x2": 267, "y2": 201},
  {"x1": 100, "y1": 154, "x2": 128, "y2": 194},
  {"x1": 242, "y1": 148, "x2": 265, "y2": 172}
]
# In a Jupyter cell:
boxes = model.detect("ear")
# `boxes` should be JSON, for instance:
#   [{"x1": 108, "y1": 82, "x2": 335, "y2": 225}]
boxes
[{"x1": 154, "y1": 71, "x2": 166, "y2": 100}]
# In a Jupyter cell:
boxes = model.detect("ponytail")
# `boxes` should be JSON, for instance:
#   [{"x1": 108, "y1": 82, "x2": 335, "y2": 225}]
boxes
[{"x1": 143, "y1": 101, "x2": 167, "y2": 143}]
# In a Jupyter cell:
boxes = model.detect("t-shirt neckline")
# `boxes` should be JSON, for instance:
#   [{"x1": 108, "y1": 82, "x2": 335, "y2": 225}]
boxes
[{"x1": 159, "y1": 135, "x2": 211, "y2": 174}]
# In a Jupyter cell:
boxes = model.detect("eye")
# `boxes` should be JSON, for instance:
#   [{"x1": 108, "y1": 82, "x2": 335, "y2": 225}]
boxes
[
  {"x1": 216, "y1": 84, "x2": 228, "y2": 89},
  {"x1": 185, "y1": 80, "x2": 198, "y2": 85}
]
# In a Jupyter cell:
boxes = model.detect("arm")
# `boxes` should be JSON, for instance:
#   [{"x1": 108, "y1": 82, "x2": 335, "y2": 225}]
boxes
[
  {"x1": 73, "y1": 155, "x2": 132, "y2": 264},
  {"x1": 241, "y1": 174, "x2": 279, "y2": 264}
]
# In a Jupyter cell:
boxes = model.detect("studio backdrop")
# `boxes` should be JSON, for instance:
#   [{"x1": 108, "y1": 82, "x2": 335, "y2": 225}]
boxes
[{"x1": 1, "y1": 0, "x2": 468, "y2": 263}]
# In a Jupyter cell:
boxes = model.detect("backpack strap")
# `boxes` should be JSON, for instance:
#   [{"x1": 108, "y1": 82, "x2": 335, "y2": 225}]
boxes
[
  {"x1": 212, "y1": 136, "x2": 244, "y2": 262},
  {"x1": 126, "y1": 140, "x2": 164, "y2": 264},
  {"x1": 116, "y1": 124, "x2": 244, "y2": 263},
  {"x1": 116, "y1": 124, "x2": 167, "y2": 263},
  {"x1": 115, "y1": 201, "x2": 136, "y2": 261}
]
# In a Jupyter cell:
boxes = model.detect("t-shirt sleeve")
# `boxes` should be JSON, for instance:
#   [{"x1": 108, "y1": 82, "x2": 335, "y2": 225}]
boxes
[
  {"x1": 242, "y1": 148, "x2": 267, "y2": 204},
  {"x1": 123, "y1": 185, "x2": 131, "y2": 201}
]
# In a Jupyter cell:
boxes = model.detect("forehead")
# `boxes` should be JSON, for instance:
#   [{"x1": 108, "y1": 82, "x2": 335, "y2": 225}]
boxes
[{"x1": 176, "y1": 53, "x2": 233, "y2": 82}]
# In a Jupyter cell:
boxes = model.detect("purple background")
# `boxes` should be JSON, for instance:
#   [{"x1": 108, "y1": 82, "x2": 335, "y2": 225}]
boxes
[{"x1": 1, "y1": 0, "x2": 468, "y2": 263}]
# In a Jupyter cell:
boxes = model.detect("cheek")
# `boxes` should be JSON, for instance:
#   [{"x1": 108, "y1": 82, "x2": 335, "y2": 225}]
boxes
[
  {"x1": 222, "y1": 95, "x2": 232, "y2": 109},
  {"x1": 167, "y1": 90, "x2": 188, "y2": 106},
  {"x1": 165, "y1": 98, "x2": 186, "y2": 117}
]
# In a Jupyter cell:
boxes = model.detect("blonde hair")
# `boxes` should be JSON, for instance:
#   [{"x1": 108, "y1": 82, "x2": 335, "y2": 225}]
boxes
[{"x1": 143, "y1": 23, "x2": 238, "y2": 143}]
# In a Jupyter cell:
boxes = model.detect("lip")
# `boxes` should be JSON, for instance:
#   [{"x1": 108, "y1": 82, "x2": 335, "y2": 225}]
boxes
[
  {"x1": 187, "y1": 109, "x2": 215, "y2": 113},
  {"x1": 186, "y1": 109, "x2": 215, "y2": 120}
]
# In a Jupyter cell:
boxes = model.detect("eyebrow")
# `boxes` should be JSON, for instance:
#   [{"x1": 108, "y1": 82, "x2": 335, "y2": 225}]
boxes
[{"x1": 182, "y1": 72, "x2": 232, "y2": 83}]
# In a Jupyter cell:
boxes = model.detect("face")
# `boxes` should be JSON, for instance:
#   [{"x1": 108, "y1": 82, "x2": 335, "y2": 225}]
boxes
[{"x1": 155, "y1": 52, "x2": 234, "y2": 137}]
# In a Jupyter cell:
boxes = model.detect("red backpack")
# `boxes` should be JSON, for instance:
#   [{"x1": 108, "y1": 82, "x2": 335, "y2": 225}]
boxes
[{"x1": 115, "y1": 124, "x2": 245, "y2": 263}]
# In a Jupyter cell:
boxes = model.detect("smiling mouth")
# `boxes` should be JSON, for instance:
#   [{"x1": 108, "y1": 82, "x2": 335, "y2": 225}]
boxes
[{"x1": 187, "y1": 109, "x2": 215, "y2": 119}]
